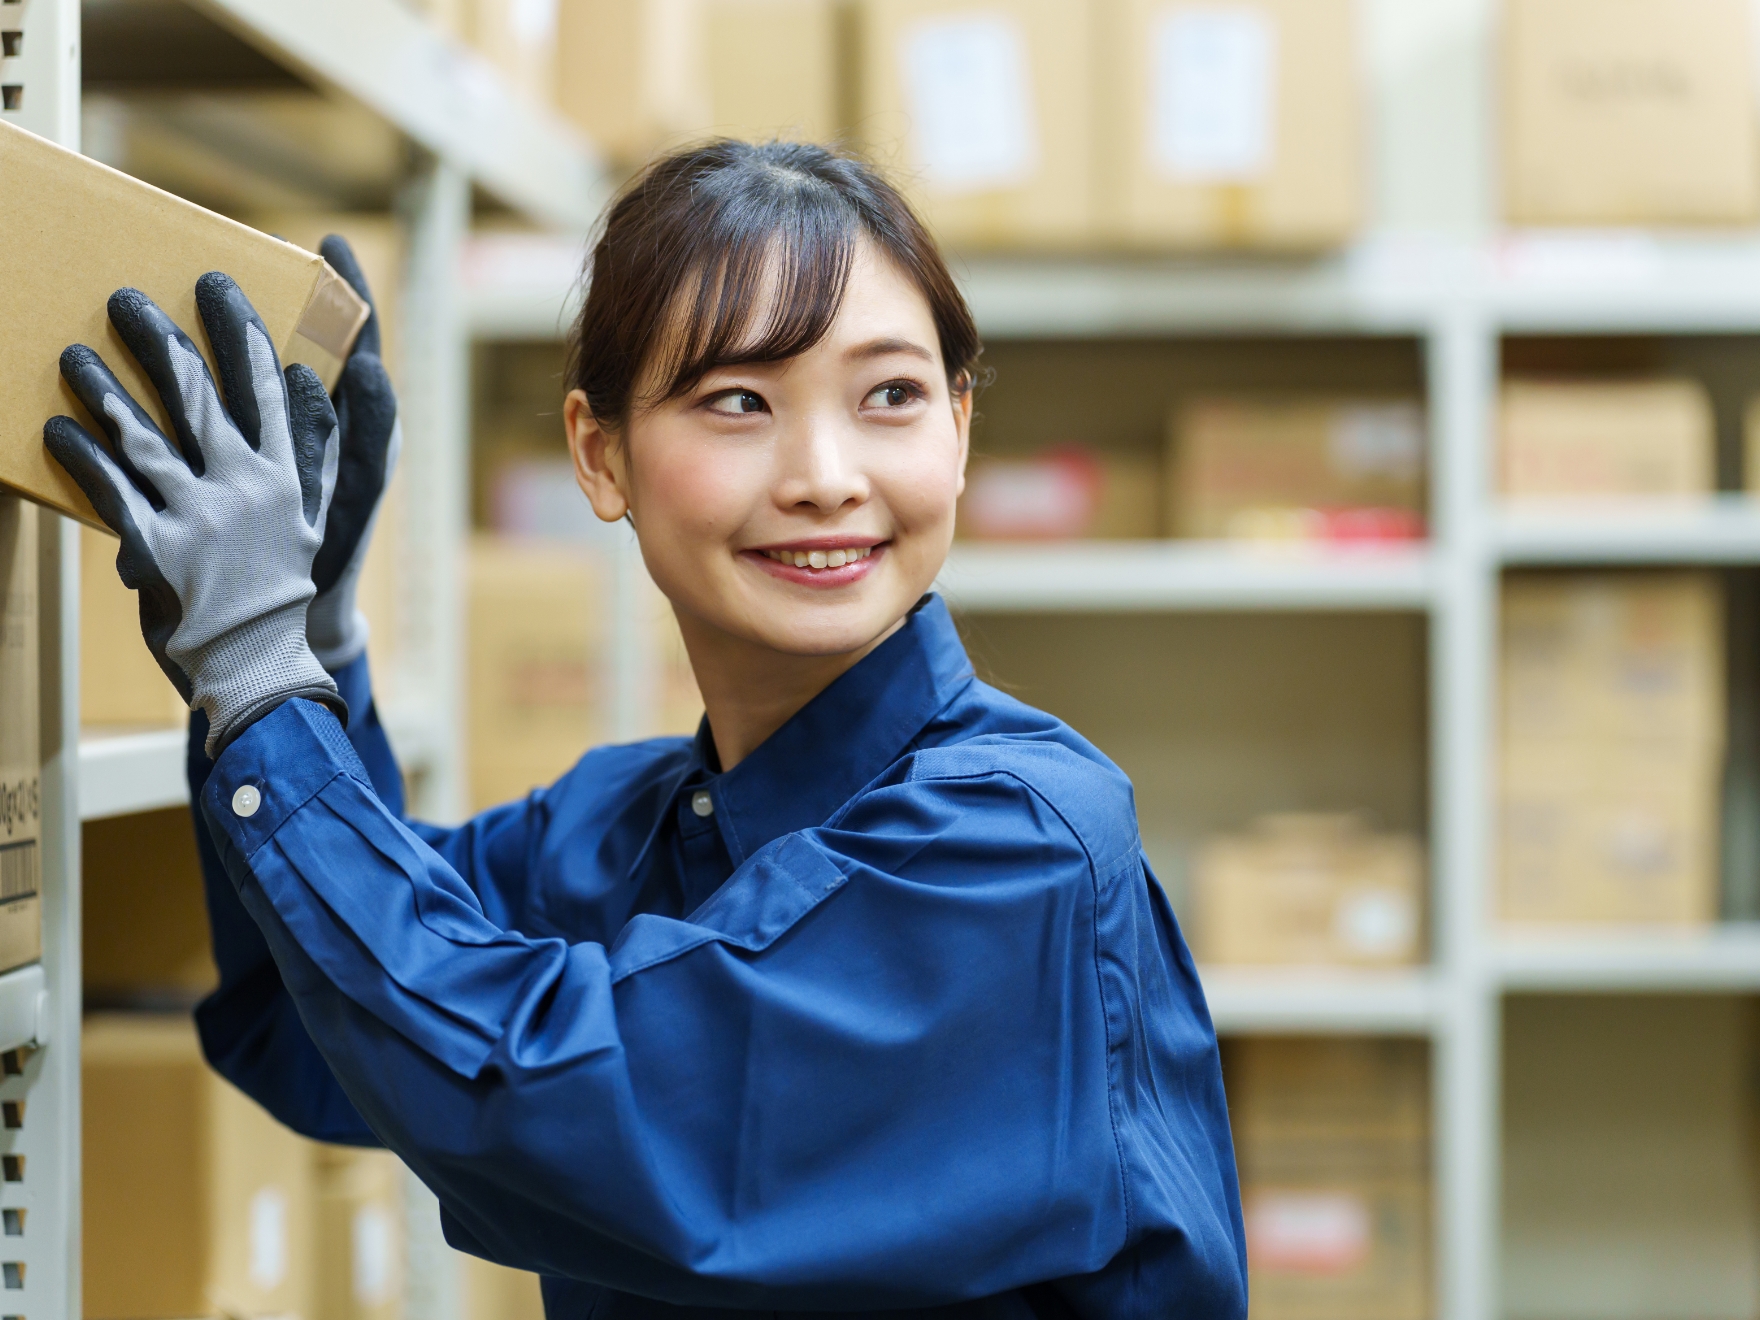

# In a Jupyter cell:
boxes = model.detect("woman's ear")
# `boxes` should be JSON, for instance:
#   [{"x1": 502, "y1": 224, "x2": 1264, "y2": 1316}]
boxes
[
  {"x1": 951, "y1": 381, "x2": 974, "y2": 497},
  {"x1": 564, "y1": 389, "x2": 632, "y2": 523}
]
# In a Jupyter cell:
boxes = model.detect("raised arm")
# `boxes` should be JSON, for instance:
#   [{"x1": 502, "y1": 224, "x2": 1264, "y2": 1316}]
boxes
[{"x1": 199, "y1": 705, "x2": 1245, "y2": 1312}]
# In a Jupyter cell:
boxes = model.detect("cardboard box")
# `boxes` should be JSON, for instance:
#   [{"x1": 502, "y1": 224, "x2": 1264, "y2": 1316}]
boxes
[
  {"x1": 1502, "y1": 0, "x2": 1760, "y2": 227},
  {"x1": 1096, "y1": 0, "x2": 1360, "y2": 249},
  {"x1": 1167, "y1": 397, "x2": 1426, "y2": 540},
  {"x1": 81, "y1": 525, "x2": 189, "y2": 730},
  {"x1": 0, "y1": 499, "x2": 41, "y2": 977},
  {"x1": 957, "y1": 449, "x2": 1160, "y2": 540},
  {"x1": 1193, "y1": 814, "x2": 1424, "y2": 968},
  {"x1": 1499, "y1": 572, "x2": 1725, "y2": 925},
  {"x1": 84, "y1": 1013, "x2": 319, "y2": 1320},
  {"x1": 0, "y1": 118, "x2": 368, "y2": 525},
  {"x1": 1500, "y1": 379, "x2": 1715, "y2": 498},
  {"x1": 556, "y1": 0, "x2": 838, "y2": 163},
  {"x1": 465, "y1": 0, "x2": 558, "y2": 108},
  {"x1": 316, "y1": 1147, "x2": 404, "y2": 1320},
  {"x1": 855, "y1": 0, "x2": 1095, "y2": 249},
  {"x1": 1242, "y1": 1179, "x2": 1429, "y2": 1320},
  {"x1": 467, "y1": 536, "x2": 605, "y2": 811}
]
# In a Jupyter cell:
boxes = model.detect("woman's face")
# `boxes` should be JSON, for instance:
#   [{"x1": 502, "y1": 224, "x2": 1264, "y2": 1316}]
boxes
[{"x1": 567, "y1": 239, "x2": 971, "y2": 659}]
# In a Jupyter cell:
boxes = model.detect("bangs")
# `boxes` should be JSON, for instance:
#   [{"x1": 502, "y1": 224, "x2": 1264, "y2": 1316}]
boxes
[{"x1": 634, "y1": 172, "x2": 860, "y2": 410}]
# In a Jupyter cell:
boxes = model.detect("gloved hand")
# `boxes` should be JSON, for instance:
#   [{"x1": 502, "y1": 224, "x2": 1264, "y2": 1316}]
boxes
[
  {"x1": 44, "y1": 275, "x2": 344, "y2": 756},
  {"x1": 307, "y1": 234, "x2": 401, "y2": 672}
]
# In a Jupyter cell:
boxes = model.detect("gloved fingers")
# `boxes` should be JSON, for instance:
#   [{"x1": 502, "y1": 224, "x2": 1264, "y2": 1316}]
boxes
[
  {"x1": 56, "y1": 344, "x2": 183, "y2": 510},
  {"x1": 106, "y1": 287, "x2": 226, "y2": 474},
  {"x1": 334, "y1": 351, "x2": 399, "y2": 471},
  {"x1": 285, "y1": 363, "x2": 340, "y2": 530},
  {"x1": 319, "y1": 234, "x2": 380, "y2": 359},
  {"x1": 194, "y1": 272, "x2": 291, "y2": 458},
  {"x1": 42, "y1": 415, "x2": 160, "y2": 547}
]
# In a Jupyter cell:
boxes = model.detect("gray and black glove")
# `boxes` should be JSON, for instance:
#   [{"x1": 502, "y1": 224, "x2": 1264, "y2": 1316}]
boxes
[
  {"x1": 44, "y1": 275, "x2": 343, "y2": 756},
  {"x1": 307, "y1": 234, "x2": 401, "y2": 672}
]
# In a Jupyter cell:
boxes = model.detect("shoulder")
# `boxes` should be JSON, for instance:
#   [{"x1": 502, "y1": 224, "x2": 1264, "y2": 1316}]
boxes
[{"x1": 539, "y1": 734, "x2": 696, "y2": 819}]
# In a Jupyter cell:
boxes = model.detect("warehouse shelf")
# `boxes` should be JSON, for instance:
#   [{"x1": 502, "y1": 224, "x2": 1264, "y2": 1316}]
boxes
[
  {"x1": 0, "y1": 965, "x2": 50, "y2": 1055},
  {"x1": 1496, "y1": 497, "x2": 1760, "y2": 566},
  {"x1": 937, "y1": 541, "x2": 1435, "y2": 612},
  {"x1": 78, "y1": 728, "x2": 188, "y2": 822},
  {"x1": 1200, "y1": 967, "x2": 1441, "y2": 1035},
  {"x1": 175, "y1": 0, "x2": 606, "y2": 230},
  {"x1": 1487, "y1": 232, "x2": 1760, "y2": 333},
  {"x1": 1494, "y1": 925, "x2": 1760, "y2": 992}
]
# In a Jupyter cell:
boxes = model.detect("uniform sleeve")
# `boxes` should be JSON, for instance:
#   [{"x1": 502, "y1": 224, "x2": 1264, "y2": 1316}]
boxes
[
  {"x1": 189, "y1": 655, "x2": 545, "y2": 1143},
  {"x1": 198, "y1": 698, "x2": 1239, "y2": 1311}
]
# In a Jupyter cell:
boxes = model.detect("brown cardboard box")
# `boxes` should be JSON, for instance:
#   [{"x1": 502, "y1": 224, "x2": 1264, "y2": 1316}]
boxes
[
  {"x1": 556, "y1": 0, "x2": 838, "y2": 163},
  {"x1": 1096, "y1": 0, "x2": 1360, "y2": 249},
  {"x1": 0, "y1": 118, "x2": 368, "y2": 525},
  {"x1": 0, "y1": 499, "x2": 41, "y2": 977},
  {"x1": 81, "y1": 525, "x2": 188, "y2": 730},
  {"x1": 467, "y1": 537, "x2": 605, "y2": 810},
  {"x1": 1499, "y1": 572, "x2": 1725, "y2": 925},
  {"x1": 1227, "y1": 1038, "x2": 1429, "y2": 1320},
  {"x1": 84, "y1": 1013, "x2": 319, "y2": 1320},
  {"x1": 957, "y1": 449, "x2": 1160, "y2": 540},
  {"x1": 1499, "y1": 379, "x2": 1715, "y2": 498},
  {"x1": 855, "y1": 0, "x2": 1095, "y2": 249},
  {"x1": 84, "y1": 807, "x2": 218, "y2": 1004},
  {"x1": 316, "y1": 1148, "x2": 404, "y2": 1320},
  {"x1": 465, "y1": 0, "x2": 559, "y2": 108},
  {"x1": 1193, "y1": 815, "x2": 1424, "y2": 968},
  {"x1": 1167, "y1": 397, "x2": 1425, "y2": 540},
  {"x1": 1502, "y1": 0, "x2": 1760, "y2": 227}
]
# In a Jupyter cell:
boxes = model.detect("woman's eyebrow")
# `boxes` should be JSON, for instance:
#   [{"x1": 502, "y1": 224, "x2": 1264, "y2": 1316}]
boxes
[{"x1": 844, "y1": 336, "x2": 936, "y2": 364}]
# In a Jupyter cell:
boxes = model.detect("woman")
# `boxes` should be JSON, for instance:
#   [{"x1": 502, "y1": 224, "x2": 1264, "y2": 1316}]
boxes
[{"x1": 48, "y1": 141, "x2": 1246, "y2": 1318}]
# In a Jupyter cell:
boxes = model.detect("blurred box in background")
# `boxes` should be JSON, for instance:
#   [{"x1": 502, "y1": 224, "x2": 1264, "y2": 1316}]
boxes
[
  {"x1": 1499, "y1": 379, "x2": 1715, "y2": 498},
  {"x1": 83, "y1": 807, "x2": 217, "y2": 1009},
  {"x1": 1502, "y1": 0, "x2": 1760, "y2": 226},
  {"x1": 0, "y1": 501, "x2": 40, "y2": 977},
  {"x1": 1167, "y1": 397, "x2": 1425, "y2": 541},
  {"x1": 1227, "y1": 1036, "x2": 1430, "y2": 1320},
  {"x1": 81, "y1": 525, "x2": 189, "y2": 729},
  {"x1": 856, "y1": 0, "x2": 1095, "y2": 249},
  {"x1": 461, "y1": 1253, "x2": 547, "y2": 1320},
  {"x1": 84, "y1": 1014, "x2": 319, "y2": 1320},
  {"x1": 315, "y1": 1148, "x2": 404, "y2": 1320},
  {"x1": 556, "y1": 0, "x2": 838, "y2": 164},
  {"x1": 466, "y1": 536, "x2": 605, "y2": 811},
  {"x1": 1096, "y1": 0, "x2": 1360, "y2": 249},
  {"x1": 1500, "y1": 572, "x2": 1725, "y2": 924},
  {"x1": 1193, "y1": 814, "x2": 1424, "y2": 967},
  {"x1": 957, "y1": 447, "x2": 1160, "y2": 540}
]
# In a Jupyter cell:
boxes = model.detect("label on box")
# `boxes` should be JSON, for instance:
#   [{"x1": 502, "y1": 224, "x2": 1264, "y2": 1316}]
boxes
[
  {"x1": 963, "y1": 450, "x2": 1104, "y2": 539},
  {"x1": 1247, "y1": 1189, "x2": 1372, "y2": 1274},
  {"x1": 1151, "y1": 7, "x2": 1277, "y2": 180},
  {"x1": 902, "y1": 14, "x2": 1039, "y2": 193}
]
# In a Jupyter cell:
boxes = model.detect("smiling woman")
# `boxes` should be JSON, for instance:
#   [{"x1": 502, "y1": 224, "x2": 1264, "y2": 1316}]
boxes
[{"x1": 57, "y1": 139, "x2": 1247, "y2": 1320}]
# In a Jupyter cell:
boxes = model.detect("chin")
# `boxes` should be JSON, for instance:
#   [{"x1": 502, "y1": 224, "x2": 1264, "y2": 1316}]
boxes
[{"x1": 748, "y1": 601, "x2": 910, "y2": 659}]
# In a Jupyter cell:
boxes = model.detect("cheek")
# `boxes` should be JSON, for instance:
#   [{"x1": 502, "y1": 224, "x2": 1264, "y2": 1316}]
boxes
[
  {"x1": 634, "y1": 432, "x2": 762, "y2": 540},
  {"x1": 876, "y1": 427, "x2": 965, "y2": 529}
]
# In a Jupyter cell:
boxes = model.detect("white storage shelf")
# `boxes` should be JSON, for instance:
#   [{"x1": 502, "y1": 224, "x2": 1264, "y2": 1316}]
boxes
[
  {"x1": 1497, "y1": 498, "x2": 1760, "y2": 566},
  {"x1": 1495, "y1": 925, "x2": 1760, "y2": 993},
  {"x1": 1199, "y1": 967, "x2": 1440, "y2": 1035}
]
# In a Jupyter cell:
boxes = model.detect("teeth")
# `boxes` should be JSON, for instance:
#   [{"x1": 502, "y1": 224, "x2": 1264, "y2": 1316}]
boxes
[{"x1": 762, "y1": 546, "x2": 873, "y2": 571}]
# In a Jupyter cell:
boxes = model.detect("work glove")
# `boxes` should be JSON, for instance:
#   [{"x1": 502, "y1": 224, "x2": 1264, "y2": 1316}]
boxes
[
  {"x1": 308, "y1": 234, "x2": 401, "y2": 672},
  {"x1": 44, "y1": 275, "x2": 344, "y2": 757}
]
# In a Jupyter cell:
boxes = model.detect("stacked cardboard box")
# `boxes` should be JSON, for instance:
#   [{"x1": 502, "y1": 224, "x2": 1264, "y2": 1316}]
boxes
[
  {"x1": 1095, "y1": 0, "x2": 1360, "y2": 249},
  {"x1": 84, "y1": 1014, "x2": 321, "y2": 1320},
  {"x1": 81, "y1": 526, "x2": 190, "y2": 730},
  {"x1": 1167, "y1": 397, "x2": 1426, "y2": 541},
  {"x1": 854, "y1": 0, "x2": 1095, "y2": 250},
  {"x1": 1499, "y1": 379, "x2": 1715, "y2": 498},
  {"x1": 1502, "y1": 0, "x2": 1760, "y2": 227},
  {"x1": 83, "y1": 807, "x2": 218, "y2": 1006},
  {"x1": 555, "y1": 0, "x2": 839, "y2": 163},
  {"x1": 0, "y1": 499, "x2": 40, "y2": 977},
  {"x1": 1500, "y1": 572, "x2": 1724, "y2": 924},
  {"x1": 316, "y1": 1148, "x2": 404, "y2": 1320},
  {"x1": 1227, "y1": 1036, "x2": 1430, "y2": 1320},
  {"x1": 1192, "y1": 814, "x2": 1424, "y2": 968},
  {"x1": 466, "y1": 537, "x2": 605, "y2": 810},
  {"x1": 957, "y1": 448, "x2": 1161, "y2": 540}
]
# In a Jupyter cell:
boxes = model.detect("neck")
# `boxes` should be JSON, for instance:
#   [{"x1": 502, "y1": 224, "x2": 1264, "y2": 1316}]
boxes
[{"x1": 677, "y1": 612, "x2": 907, "y2": 771}]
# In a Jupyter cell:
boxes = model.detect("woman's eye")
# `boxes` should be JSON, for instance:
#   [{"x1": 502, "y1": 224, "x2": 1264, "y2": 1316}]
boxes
[
  {"x1": 865, "y1": 382, "x2": 921, "y2": 409},
  {"x1": 707, "y1": 389, "x2": 765, "y2": 415}
]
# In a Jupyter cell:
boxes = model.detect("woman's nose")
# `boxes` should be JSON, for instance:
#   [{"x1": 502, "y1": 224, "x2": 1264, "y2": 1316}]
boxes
[{"x1": 773, "y1": 419, "x2": 869, "y2": 514}]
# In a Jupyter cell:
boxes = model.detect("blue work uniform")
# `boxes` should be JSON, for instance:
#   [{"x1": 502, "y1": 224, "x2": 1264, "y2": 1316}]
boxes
[{"x1": 187, "y1": 595, "x2": 1247, "y2": 1318}]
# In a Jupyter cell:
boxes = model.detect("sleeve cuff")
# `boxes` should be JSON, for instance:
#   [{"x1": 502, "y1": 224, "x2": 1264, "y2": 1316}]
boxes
[{"x1": 203, "y1": 698, "x2": 371, "y2": 863}]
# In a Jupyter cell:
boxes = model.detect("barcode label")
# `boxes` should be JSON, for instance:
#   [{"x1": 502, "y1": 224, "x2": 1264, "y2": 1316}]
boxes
[{"x1": 0, "y1": 843, "x2": 38, "y2": 904}]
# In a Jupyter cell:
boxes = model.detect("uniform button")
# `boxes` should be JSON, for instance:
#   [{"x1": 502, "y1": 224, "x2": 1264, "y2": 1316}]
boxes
[
  {"x1": 690, "y1": 791, "x2": 714, "y2": 818},
  {"x1": 231, "y1": 784, "x2": 262, "y2": 818}
]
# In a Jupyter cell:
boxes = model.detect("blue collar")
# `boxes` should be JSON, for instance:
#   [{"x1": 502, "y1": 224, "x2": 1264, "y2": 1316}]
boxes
[{"x1": 693, "y1": 594, "x2": 975, "y2": 867}]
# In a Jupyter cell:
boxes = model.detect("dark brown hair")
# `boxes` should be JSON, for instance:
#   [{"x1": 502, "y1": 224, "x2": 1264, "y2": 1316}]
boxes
[{"x1": 566, "y1": 139, "x2": 983, "y2": 429}]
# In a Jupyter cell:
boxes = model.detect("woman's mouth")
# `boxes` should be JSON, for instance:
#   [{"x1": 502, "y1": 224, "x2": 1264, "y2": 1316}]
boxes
[{"x1": 745, "y1": 541, "x2": 884, "y2": 587}]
